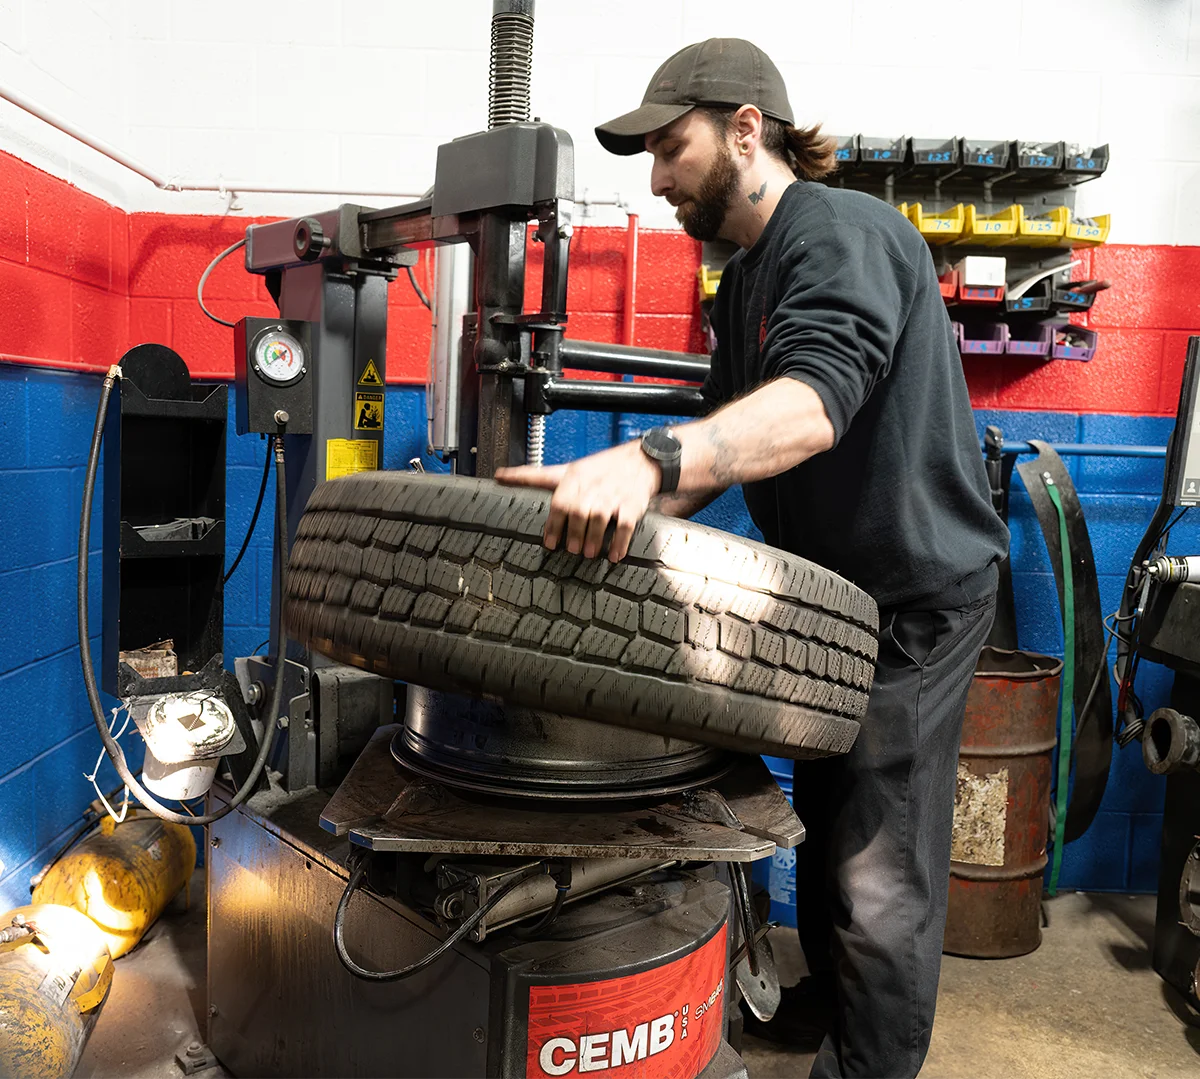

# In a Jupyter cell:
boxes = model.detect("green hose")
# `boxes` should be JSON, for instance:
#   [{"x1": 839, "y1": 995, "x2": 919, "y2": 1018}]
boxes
[{"x1": 1045, "y1": 475, "x2": 1075, "y2": 896}]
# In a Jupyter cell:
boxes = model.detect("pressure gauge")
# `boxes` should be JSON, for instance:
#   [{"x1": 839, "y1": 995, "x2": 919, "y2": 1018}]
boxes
[
  {"x1": 252, "y1": 327, "x2": 306, "y2": 385},
  {"x1": 235, "y1": 316, "x2": 314, "y2": 435}
]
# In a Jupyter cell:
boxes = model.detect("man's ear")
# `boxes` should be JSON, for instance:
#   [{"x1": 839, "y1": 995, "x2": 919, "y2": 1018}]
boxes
[{"x1": 732, "y1": 104, "x2": 765, "y2": 152}]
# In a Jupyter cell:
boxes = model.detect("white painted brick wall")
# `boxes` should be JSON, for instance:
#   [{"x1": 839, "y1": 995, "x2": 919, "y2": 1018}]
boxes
[{"x1": 0, "y1": 0, "x2": 1197, "y2": 242}]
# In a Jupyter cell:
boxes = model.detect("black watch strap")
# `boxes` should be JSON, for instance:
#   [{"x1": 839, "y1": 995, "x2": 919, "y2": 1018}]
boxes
[
  {"x1": 657, "y1": 453, "x2": 681, "y2": 495},
  {"x1": 641, "y1": 426, "x2": 683, "y2": 495}
]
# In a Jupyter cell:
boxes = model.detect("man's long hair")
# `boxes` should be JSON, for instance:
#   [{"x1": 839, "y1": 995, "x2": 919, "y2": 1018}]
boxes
[{"x1": 701, "y1": 107, "x2": 838, "y2": 182}]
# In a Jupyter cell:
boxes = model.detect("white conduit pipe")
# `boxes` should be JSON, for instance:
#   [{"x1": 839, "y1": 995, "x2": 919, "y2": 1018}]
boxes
[{"x1": 0, "y1": 83, "x2": 421, "y2": 201}]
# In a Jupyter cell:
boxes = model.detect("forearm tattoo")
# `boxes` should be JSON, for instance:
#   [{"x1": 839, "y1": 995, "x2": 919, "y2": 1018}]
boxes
[{"x1": 705, "y1": 420, "x2": 739, "y2": 485}]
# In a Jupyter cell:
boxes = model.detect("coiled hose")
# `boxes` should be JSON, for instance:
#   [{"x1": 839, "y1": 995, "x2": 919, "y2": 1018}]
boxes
[{"x1": 78, "y1": 364, "x2": 289, "y2": 826}]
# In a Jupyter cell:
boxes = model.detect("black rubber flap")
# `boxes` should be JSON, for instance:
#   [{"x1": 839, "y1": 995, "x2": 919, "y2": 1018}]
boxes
[{"x1": 1015, "y1": 441, "x2": 1112, "y2": 842}]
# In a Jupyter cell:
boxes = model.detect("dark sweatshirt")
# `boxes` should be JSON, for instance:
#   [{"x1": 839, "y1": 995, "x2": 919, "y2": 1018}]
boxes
[{"x1": 702, "y1": 180, "x2": 1008, "y2": 609}]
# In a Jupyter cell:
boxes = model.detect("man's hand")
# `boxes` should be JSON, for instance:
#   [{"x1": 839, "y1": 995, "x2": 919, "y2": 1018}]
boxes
[
  {"x1": 496, "y1": 378, "x2": 836, "y2": 562},
  {"x1": 495, "y1": 440, "x2": 660, "y2": 562}
]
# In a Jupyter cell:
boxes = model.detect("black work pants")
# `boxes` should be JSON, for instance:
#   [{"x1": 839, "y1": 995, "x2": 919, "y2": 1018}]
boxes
[{"x1": 792, "y1": 566, "x2": 997, "y2": 1079}]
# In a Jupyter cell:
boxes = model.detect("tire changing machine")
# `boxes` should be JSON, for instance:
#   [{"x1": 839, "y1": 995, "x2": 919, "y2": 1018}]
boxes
[{"x1": 202, "y1": 5, "x2": 817, "y2": 1076}]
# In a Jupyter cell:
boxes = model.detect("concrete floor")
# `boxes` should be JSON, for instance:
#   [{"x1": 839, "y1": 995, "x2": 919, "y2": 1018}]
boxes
[{"x1": 76, "y1": 875, "x2": 1199, "y2": 1079}]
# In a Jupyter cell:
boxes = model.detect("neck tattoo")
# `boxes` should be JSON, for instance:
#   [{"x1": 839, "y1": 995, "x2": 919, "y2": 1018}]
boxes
[{"x1": 747, "y1": 181, "x2": 767, "y2": 205}]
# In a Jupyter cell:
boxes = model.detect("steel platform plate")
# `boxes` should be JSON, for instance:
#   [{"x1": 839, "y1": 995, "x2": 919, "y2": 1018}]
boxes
[{"x1": 320, "y1": 725, "x2": 803, "y2": 861}]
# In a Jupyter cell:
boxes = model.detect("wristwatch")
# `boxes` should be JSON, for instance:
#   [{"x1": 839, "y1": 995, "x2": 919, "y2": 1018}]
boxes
[{"x1": 640, "y1": 426, "x2": 683, "y2": 494}]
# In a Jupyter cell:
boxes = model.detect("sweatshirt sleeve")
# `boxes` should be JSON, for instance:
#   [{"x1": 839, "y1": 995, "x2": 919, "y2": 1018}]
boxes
[{"x1": 762, "y1": 222, "x2": 911, "y2": 445}]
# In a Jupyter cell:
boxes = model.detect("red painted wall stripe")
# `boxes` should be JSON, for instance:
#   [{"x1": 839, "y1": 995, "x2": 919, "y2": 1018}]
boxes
[{"x1": 0, "y1": 148, "x2": 1197, "y2": 415}]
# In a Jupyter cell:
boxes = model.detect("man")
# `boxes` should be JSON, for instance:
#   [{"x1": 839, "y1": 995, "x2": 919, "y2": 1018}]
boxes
[{"x1": 496, "y1": 38, "x2": 1008, "y2": 1079}]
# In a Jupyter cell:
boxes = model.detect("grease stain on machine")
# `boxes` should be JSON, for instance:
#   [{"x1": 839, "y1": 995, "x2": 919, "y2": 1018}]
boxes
[{"x1": 951, "y1": 762, "x2": 1008, "y2": 866}]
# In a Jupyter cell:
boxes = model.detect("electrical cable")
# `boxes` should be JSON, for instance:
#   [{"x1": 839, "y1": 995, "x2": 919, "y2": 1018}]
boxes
[
  {"x1": 333, "y1": 860, "x2": 543, "y2": 982},
  {"x1": 1112, "y1": 505, "x2": 1191, "y2": 742},
  {"x1": 197, "y1": 239, "x2": 246, "y2": 328},
  {"x1": 78, "y1": 366, "x2": 289, "y2": 826},
  {"x1": 86, "y1": 704, "x2": 132, "y2": 823},
  {"x1": 512, "y1": 883, "x2": 570, "y2": 939},
  {"x1": 406, "y1": 264, "x2": 431, "y2": 310},
  {"x1": 28, "y1": 772, "x2": 145, "y2": 891},
  {"x1": 223, "y1": 435, "x2": 273, "y2": 584}
]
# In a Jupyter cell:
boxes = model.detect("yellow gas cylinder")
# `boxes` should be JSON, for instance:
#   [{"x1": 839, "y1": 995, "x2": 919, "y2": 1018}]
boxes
[
  {"x1": 32, "y1": 813, "x2": 196, "y2": 959},
  {"x1": 0, "y1": 903, "x2": 113, "y2": 1079}
]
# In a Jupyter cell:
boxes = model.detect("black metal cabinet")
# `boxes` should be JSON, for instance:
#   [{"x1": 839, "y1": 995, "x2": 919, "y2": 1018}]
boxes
[{"x1": 101, "y1": 344, "x2": 227, "y2": 697}]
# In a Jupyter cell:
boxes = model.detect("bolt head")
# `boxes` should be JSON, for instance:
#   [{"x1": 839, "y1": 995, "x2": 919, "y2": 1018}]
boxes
[
  {"x1": 211, "y1": 836, "x2": 221, "y2": 848},
  {"x1": 209, "y1": 1005, "x2": 218, "y2": 1017},
  {"x1": 473, "y1": 1027, "x2": 486, "y2": 1043}
]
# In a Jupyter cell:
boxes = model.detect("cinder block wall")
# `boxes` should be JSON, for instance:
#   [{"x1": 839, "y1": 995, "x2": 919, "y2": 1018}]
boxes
[{"x1": 1, "y1": 122, "x2": 1198, "y2": 904}]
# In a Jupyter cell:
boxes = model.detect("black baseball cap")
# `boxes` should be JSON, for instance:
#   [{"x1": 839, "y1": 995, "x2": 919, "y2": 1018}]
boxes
[{"x1": 596, "y1": 39, "x2": 794, "y2": 156}]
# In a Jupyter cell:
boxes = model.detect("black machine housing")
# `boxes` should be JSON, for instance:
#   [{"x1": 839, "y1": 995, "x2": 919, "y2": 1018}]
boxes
[{"x1": 1122, "y1": 334, "x2": 1200, "y2": 1010}]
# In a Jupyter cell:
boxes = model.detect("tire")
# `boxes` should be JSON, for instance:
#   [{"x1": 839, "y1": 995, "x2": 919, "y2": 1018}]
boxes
[{"x1": 284, "y1": 472, "x2": 879, "y2": 759}]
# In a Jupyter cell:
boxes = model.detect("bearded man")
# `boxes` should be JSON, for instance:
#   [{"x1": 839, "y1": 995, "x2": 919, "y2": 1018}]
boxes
[{"x1": 497, "y1": 38, "x2": 1008, "y2": 1079}]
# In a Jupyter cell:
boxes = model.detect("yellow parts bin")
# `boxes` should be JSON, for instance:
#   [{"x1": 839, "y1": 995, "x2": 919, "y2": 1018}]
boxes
[
  {"x1": 0, "y1": 904, "x2": 113, "y2": 1079},
  {"x1": 33, "y1": 812, "x2": 196, "y2": 959},
  {"x1": 958, "y1": 204, "x2": 1020, "y2": 245},
  {"x1": 1065, "y1": 213, "x2": 1110, "y2": 246},
  {"x1": 1011, "y1": 204, "x2": 1069, "y2": 247},
  {"x1": 697, "y1": 263, "x2": 722, "y2": 302},
  {"x1": 906, "y1": 203, "x2": 965, "y2": 244}
]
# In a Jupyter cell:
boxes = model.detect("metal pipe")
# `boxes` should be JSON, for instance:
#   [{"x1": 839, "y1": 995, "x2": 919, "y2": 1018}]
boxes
[
  {"x1": 623, "y1": 213, "x2": 639, "y2": 346},
  {"x1": 0, "y1": 82, "x2": 420, "y2": 200},
  {"x1": 559, "y1": 339, "x2": 709, "y2": 382},
  {"x1": 997, "y1": 441, "x2": 1166, "y2": 459},
  {"x1": 543, "y1": 378, "x2": 707, "y2": 416}
]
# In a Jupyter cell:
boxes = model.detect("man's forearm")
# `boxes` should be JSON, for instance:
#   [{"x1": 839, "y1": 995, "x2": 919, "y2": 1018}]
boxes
[
  {"x1": 674, "y1": 377, "x2": 835, "y2": 493},
  {"x1": 650, "y1": 489, "x2": 720, "y2": 519}
]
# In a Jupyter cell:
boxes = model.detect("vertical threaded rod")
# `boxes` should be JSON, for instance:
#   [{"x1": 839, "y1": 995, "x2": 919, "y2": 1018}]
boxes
[
  {"x1": 489, "y1": 1, "x2": 534, "y2": 128},
  {"x1": 526, "y1": 413, "x2": 546, "y2": 467}
]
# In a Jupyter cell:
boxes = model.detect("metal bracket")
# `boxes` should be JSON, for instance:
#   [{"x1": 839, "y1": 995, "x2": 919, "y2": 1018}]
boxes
[{"x1": 175, "y1": 1039, "x2": 219, "y2": 1075}]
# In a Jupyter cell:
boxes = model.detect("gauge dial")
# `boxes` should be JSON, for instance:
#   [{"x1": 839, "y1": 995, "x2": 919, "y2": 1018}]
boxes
[{"x1": 253, "y1": 329, "x2": 305, "y2": 384}]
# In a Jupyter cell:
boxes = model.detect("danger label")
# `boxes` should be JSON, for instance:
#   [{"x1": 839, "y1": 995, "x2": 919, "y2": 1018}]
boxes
[
  {"x1": 357, "y1": 358, "x2": 383, "y2": 386},
  {"x1": 527, "y1": 924, "x2": 726, "y2": 1078},
  {"x1": 354, "y1": 392, "x2": 384, "y2": 430}
]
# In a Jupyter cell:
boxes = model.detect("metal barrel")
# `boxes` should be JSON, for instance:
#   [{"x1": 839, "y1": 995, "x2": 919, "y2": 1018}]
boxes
[
  {"x1": 944, "y1": 646, "x2": 1062, "y2": 959},
  {"x1": 33, "y1": 813, "x2": 196, "y2": 959},
  {"x1": 0, "y1": 904, "x2": 113, "y2": 1078}
]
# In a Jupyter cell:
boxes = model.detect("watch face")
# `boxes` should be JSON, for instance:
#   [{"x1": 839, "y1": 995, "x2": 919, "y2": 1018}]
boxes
[
  {"x1": 253, "y1": 328, "x2": 305, "y2": 384},
  {"x1": 643, "y1": 427, "x2": 680, "y2": 458}
]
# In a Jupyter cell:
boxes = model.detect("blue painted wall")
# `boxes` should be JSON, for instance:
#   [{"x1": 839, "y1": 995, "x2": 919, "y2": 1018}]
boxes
[
  {"x1": 0, "y1": 362, "x2": 1175, "y2": 908},
  {"x1": 0, "y1": 365, "x2": 131, "y2": 912}
]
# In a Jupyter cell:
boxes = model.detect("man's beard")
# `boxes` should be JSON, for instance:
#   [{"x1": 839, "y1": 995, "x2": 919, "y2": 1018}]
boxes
[{"x1": 674, "y1": 142, "x2": 739, "y2": 241}]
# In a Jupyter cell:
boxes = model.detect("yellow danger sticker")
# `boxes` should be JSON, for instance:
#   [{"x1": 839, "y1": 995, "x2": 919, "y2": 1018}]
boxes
[
  {"x1": 354, "y1": 391, "x2": 384, "y2": 431},
  {"x1": 325, "y1": 438, "x2": 378, "y2": 481},
  {"x1": 357, "y1": 358, "x2": 383, "y2": 386}
]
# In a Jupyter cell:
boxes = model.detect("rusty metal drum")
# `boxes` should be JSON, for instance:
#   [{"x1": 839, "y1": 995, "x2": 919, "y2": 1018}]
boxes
[{"x1": 944, "y1": 646, "x2": 1062, "y2": 959}]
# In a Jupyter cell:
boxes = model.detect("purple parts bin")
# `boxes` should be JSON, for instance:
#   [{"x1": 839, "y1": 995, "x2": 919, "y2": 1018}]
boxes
[
  {"x1": 960, "y1": 322, "x2": 1008, "y2": 355},
  {"x1": 1006, "y1": 321, "x2": 1054, "y2": 358},
  {"x1": 1052, "y1": 326, "x2": 1098, "y2": 361}
]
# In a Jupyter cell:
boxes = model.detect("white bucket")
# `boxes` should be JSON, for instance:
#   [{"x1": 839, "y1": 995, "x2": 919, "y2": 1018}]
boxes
[
  {"x1": 137, "y1": 692, "x2": 237, "y2": 800},
  {"x1": 142, "y1": 750, "x2": 221, "y2": 800}
]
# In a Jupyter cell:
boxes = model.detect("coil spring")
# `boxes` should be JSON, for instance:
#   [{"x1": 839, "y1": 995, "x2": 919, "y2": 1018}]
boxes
[
  {"x1": 526, "y1": 414, "x2": 546, "y2": 468},
  {"x1": 488, "y1": 12, "x2": 534, "y2": 128}
]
